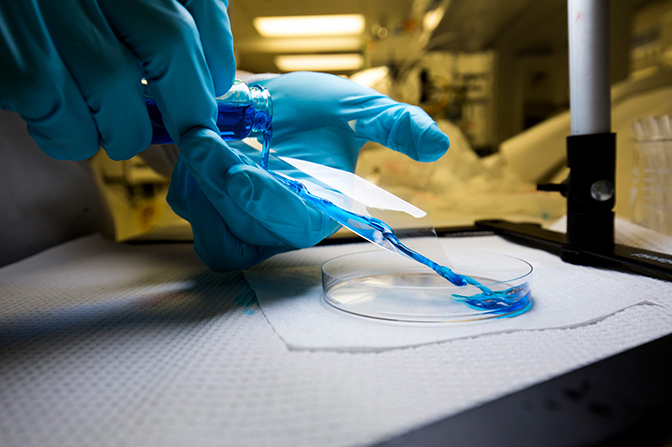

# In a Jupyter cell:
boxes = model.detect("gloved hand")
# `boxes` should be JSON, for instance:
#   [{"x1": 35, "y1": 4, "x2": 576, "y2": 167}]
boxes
[
  {"x1": 0, "y1": 0, "x2": 235, "y2": 161},
  {"x1": 248, "y1": 72, "x2": 450, "y2": 170},
  {"x1": 167, "y1": 72, "x2": 450, "y2": 271}
]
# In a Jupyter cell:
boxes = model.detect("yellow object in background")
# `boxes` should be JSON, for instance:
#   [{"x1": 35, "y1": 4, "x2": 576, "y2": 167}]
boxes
[{"x1": 90, "y1": 149, "x2": 187, "y2": 241}]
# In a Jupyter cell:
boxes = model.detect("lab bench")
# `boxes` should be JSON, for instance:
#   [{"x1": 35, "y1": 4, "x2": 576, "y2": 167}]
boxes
[{"x1": 2, "y1": 228, "x2": 672, "y2": 446}]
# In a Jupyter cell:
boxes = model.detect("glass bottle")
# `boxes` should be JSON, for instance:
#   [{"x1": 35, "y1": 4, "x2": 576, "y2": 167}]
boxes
[{"x1": 144, "y1": 79, "x2": 272, "y2": 145}]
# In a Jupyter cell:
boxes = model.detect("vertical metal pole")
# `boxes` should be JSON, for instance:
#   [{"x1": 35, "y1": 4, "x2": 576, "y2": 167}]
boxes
[
  {"x1": 568, "y1": 0, "x2": 611, "y2": 135},
  {"x1": 563, "y1": 0, "x2": 615, "y2": 259}
]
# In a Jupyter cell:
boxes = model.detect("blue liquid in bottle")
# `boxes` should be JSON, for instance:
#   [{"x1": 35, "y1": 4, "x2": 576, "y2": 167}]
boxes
[{"x1": 145, "y1": 79, "x2": 272, "y2": 145}]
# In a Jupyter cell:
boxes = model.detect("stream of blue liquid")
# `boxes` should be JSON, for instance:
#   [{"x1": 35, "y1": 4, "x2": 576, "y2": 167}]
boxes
[{"x1": 260, "y1": 130, "x2": 532, "y2": 316}]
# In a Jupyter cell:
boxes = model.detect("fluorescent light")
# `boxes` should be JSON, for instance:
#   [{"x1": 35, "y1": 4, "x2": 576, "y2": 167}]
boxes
[
  {"x1": 235, "y1": 37, "x2": 362, "y2": 53},
  {"x1": 254, "y1": 14, "x2": 365, "y2": 37},
  {"x1": 274, "y1": 54, "x2": 364, "y2": 72}
]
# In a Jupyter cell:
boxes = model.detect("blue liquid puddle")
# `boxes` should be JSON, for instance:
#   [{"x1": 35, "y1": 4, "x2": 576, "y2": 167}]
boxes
[{"x1": 260, "y1": 130, "x2": 532, "y2": 319}]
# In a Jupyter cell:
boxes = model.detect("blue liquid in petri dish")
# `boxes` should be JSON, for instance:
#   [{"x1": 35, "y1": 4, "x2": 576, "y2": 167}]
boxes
[
  {"x1": 146, "y1": 98, "x2": 258, "y2": 144},
  {"x1": 260, "y1": 129, "x2": 532, "y2": 318}
]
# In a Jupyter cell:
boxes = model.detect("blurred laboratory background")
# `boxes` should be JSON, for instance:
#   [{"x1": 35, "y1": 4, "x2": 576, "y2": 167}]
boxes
[{"x1": 91, "y1": 0, "x2": 672, "y2": 241}]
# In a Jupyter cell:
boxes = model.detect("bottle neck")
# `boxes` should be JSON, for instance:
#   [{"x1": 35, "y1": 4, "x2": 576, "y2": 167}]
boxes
[{"x1": 250, "y1": 85, "x2": 272, "y2": 133}]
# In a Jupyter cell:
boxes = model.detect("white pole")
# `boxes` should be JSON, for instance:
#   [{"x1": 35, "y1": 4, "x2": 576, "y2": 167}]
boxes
[{"x1": 568, "y1": 0, "x2": 611, "y2": 135}]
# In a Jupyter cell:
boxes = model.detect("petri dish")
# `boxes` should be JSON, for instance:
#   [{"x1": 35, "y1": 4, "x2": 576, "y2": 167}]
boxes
[{"x1": 321, "y1": 249, "x2": 533, "y2": 323}]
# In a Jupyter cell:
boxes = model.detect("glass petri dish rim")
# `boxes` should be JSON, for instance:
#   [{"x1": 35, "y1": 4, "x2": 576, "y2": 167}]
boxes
[
  {"x1": 321, "y1": 249, "x2": 533, "y2": 291},
  {"x1": 321, "y1": 297, "x2": 534, "y2": 323}
]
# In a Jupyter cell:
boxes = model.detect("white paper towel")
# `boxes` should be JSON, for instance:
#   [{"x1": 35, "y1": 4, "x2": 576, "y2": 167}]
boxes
[
  {"x1": 245, "y1": 235, "x2": 666, "y2": 351},
  {"x1": 3, "y1": 234, "x2": 672, "y2": 447},
  {"x1": 548, "y1": 216, "x2": 672, "y2": 308}
]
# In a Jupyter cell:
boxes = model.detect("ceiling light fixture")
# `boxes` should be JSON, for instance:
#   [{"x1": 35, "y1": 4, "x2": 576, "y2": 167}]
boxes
[
  {"x1": 254, "y1": 14, "x2": 365, "y2": 37},
  {"x1": 235, "y1": 37, "x2": 362, "y2": 53},
  {"x1": 274, "y1": 54, "x2": 364, "y2": 72}
]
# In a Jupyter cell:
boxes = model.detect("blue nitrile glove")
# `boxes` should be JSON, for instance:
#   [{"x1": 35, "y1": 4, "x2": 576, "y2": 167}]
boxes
[
  {"x1": 242, "y1": 72, "x2": 451, "y2": 171},
  {"x1": 0, "y1": 0, "x2": 235, "y2": 161},
  {"x1": 168, "y1": 154, "x2": 338, "y2": 271},
  {"x1": 167, "y1": 72, "x2": 450, "y2": 271}
]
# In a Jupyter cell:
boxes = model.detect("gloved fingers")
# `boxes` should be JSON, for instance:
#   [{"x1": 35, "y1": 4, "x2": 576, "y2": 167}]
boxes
[
  {"x1": 261, "y1": 72, "x2": 449, "y2": 162},
  {"x1": 167, "y1": 160, "x2": 287, "y2": 271},
  {"x1": 180, "y1": 0, "x2": 236, "y2": 96},
  {"x1": 350, "y1": 102, "x2": 450, "y2": 163},
  {"x1": 192, "y1": 210, "x2": 286, "y2": 272},
  {"x1": 98, "y1": 0, "x2": 218, "y2": 146},
  {"x1": 165, "y1": 157, "x2": 193, "y2": 222},
  {"x1": 225, "y1": 164, "x2": 338, "y2": 249},
  {"x1": 169, "y1": 128, "x2": 311, "y2": 251},
  {"x1": 169, "y1": 153, "x2": 283, "y2": 248},
  {"x1": 0, "y1": 0, "x2": 98, "y2": 160},
  {"x1": 36, "y1": 0, "x2": 152, "y2": 161},
  {"x1": 176, "y1": 127, "x2": 246, "y2": 197}
]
